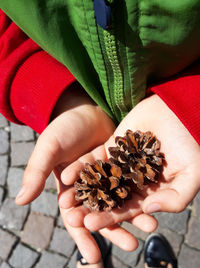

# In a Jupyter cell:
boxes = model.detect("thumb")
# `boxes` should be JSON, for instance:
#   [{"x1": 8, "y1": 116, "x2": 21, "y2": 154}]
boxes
[
  {"x1": 15, "y1": 132, "x2": 61, "y2": 205},
  {"x1": 142, "y1": 171, "x2": 200, "y2": 214}
]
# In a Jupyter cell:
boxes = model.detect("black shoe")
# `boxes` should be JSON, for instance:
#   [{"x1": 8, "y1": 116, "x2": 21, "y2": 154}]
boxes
[
  {"x1": 144, "y1": 233, "x2": 178, "y2": 268},
  {"x1": 77, "y1": 232, "x2": 111, "y2": 266}
]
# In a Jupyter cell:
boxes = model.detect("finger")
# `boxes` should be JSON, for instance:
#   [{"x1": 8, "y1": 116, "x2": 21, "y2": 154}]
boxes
[
  {"x1": 65, "y1": 205, "x2": 158, "y2": 233},
  {"x1": 65, "y1": 206, "x2": 90, "y2": 227},
  {"x1": 15, "y1": 132, "x2": 62, "y2": 205},
  {"x1": 61, "y1": 210, "x2": 102, "y2": 264},
  {"x1": 142, "y1": 170, "x2": 200, "y2": 213},
  {"x1": 58, "y1": 186, "x2": 79, "y2": 209},
  {"x1": 99, "y1": 224, "x2": 138, "y2": 251},
  {"x1": 130, "y1": 214, "x2": 158, "y2": 233},
  {"x1": 83, "y1": 193, "x2": 144, "y2": 231}
]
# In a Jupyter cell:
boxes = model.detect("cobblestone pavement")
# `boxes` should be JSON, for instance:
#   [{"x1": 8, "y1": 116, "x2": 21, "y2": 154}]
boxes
[{"x1": 0, "y1": 114, "x2": 200, "y2": 268}]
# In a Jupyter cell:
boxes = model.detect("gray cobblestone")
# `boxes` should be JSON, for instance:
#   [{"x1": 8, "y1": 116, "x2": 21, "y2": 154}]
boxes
[
  {"x1": 0, "y1": 130, "x2": 9, "y2": 155},
  {"x1": 0, "y1": 198, "x2": 29, "y2": 231},
  {"x1": 9, "y1": 243, "x2": 39, "y2": 268},
  {"x1": 179, "y1": 244, "x2": 200, "y2": 268},
  {"x1": 112, "y1": 240, "x2": 144, "y2": 267},
  {"x1": 193, "y1": 191, "x2": 200, "y2": 220},
  {"x1": 11, "y1": 142, "x2": 34, "y2": 166},
  {"x1": 45, "y1": 173, "x2": 57, "y2": 191},
  {"x1": 0, "y1": 115, "x2": 8, "y2": 128},
  {"x1": 10, "y1": 123, "x2": 34, "y2": 142},
  {"x1": 31, "y1": 191, "x2": 58, "y2": 217},
  {"x1": 135, "y1": 255, "x2": 145, "y2": 268},
  {"x1": 0, "y1": 229, "x2": 17, "y2": 260},
  {"x1": 36, "y1": 251, "x2": 67, "y2": 268},
  {"x1": 121, "y1": 221, "x2": 149, "y2": 241},
  {"x1": 0, "y1": 188, "x2": 4, "y2": 206},
  {"x1": 185, "y1": 216, "x2": 200, "y2": 250},
  {"x1": 67, "y1": 249, "x2": 78, "y2": 268},
  {"x1": 50, "y1": 227, "x2": 75, "y2": 257},
  {"x1": 154, "y1": 210, "x2": 190, "y2": 234},
  {"x1": 7, "y1": 168, "x2": 24, "y2": 198},
  {"x1": 57, "y1": 214, "x2": 65, "y2": 229},
  {"x1": 109, "y1": 255, "x2": 130, "y2": 268},
  {"x1": 0, "y1": 156, "x2": 8, "y2": 186},
  {"x1": 21, "y1": 212, "x2": 54, "y2": 250},
  {"x1": 0, "y1": 262, "x2": 11, "y2": 268}
]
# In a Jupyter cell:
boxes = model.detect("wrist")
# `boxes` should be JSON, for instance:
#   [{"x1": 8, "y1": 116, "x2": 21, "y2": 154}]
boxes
[{"x1": 51, "y1": 82, "x2": 95, "y2": 120}]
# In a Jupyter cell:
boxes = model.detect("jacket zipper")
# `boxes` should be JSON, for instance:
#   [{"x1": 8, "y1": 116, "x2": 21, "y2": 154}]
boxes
[
  {"x1": 103, "y1": 29, "x2": 127, "y2": 119},
  {"x1": 94, "y1": 0, "x2": 128, "y2": 120}
]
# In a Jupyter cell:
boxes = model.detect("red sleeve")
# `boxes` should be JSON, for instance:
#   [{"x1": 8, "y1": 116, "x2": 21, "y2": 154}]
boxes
[
  {"x1": 0, "y1": 10, "x2": 76, "y2": 133},
  {"x1": 148, "y1": 60, "x2": 200, "y2": 145}
]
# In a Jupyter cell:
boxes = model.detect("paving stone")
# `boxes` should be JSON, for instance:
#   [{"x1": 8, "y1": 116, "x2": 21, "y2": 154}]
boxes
[
  {"x1": 112, "y1": 240, "x2": 144, "y2": 267},
  {"x1": 0, "y1": 115, "x2": 8, "y2": 128},
  {"x1": 45, "y1": 173, "x2": 56, "y2": 191},
  {"x1": 22, "y1": 212, "x2": 54, "y2": 250},
  {"x1": 0, "y1": 262, "x2": 11, "y2": 268},
  {"x1": 50, "y1": 227, "x2": 75, "y2": 257},
  {"x1": 57, "y1": 214, "x2": 65, "y2": 229},
  {"x1": 0, "y1": 198, "x2": 29, "y2": 230},
  {"x1": 10, "y1": 123, "x2": 34, "y2": 142},
  {"x1": 0, "y1": 156, "x2": 8, "y2": 186},
  {"x1": 11, "y1": 142, "x2": 34, "y2": 166},
  {"x1": 9, "y1": 243, "x2": 39, "y2": 268},
  {"x1": 193, "y1": 191, "x2": 200, "y2": 220},
  {"x1": 155, "y1": 228, "x2": 183, "y2": 255},
  {"x1": 0, "y1": 229, "x2": 17, "y2": 260},
  {"x1": 67, "y1": 249, "x2": 77, "y2": 268},
  {"x1": 7, "y1": 168, "x2": 24, "y2": 198},
  {"x1": 135, "y1": 255, "x2": 145, "y2": 268},
  {"x1": 121, "y1": 221, "x2": 149, "y2": 241},
  {"x1": 36, "y1": 251, "x2": 67, "y2": 268},
  {"x1": 179, "y1": 244, "x2": 200, "y2": 268},
  {"x1": 0, "y1": 130, "x2": 9, "y2": 155},
  {"x1": 0, "y1": 188, "x2": 4, "y2": 206},
  {"x1": 109, "y1": 255, "x2": 130, "y2": 268},
  {"x1": 31, "y1": 191, "x2": 58, "y2": 217},
  {"x1": 185, "y1": 216, "x2": 200, "y2": 250},
  {"x1": 154, "y1": 210, "x2": 190, "y2": 234}
]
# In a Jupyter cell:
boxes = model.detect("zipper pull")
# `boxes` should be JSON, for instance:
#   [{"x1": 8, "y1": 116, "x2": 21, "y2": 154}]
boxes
[{"x1": 93, "y1": 0, "x2": 112, "y2": 30}]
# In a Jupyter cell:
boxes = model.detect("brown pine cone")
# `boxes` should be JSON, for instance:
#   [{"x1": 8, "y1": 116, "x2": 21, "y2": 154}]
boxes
[
  {"x1": 109, "y1": 130, "x2": 164, "y2": 189},
  {"x1": 74, "y1": 130, "x2": 164, "y2": 212},
  {"x1": 74, "y1": 160, "x2": 132, "y2": 211}
]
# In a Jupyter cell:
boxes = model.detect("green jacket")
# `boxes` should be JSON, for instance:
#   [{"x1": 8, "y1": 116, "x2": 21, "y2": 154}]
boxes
[{"x1": 1, "y1": 0, "x2": 200, "y2": 123}]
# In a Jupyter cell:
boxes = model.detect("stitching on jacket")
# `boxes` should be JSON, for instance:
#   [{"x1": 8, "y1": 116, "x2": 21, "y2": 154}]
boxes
[{"x1": 82, "y1": 0, "x2": 100, "y2": 77}]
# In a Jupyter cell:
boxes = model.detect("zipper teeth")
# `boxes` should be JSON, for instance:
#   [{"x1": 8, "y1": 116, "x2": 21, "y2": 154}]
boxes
[{"x1": 104, "y1": 30, "x2": 127, "y2": 118}]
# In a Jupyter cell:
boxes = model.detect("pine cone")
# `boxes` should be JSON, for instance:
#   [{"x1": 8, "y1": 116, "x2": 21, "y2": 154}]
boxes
[
  {"x1": 74, "y1": 160, "x2": 132, "y2": 211},
  {"x1": 109, "y1": 130, "x2": 164, "y2": 189},
  {"x1": 74, "y1": 130, "x2": 164, "y2": 212}
]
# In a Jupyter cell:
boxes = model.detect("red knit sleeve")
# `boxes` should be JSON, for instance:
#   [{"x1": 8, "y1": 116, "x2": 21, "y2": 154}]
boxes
[
  {"x1": 148, "y1": 60, "x2": 200, "y2": 145},
  {"x1": 0, "y1": 10, "x2": 76, "y2": 133}
]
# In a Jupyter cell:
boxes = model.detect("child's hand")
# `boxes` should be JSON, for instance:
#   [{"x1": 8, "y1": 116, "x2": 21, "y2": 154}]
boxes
[
  {"x1": 15, "y1": 84, "x2": 115, "y2": 205},
  {"x1": 14, "y1": 85, "x2": 121, "y2": 263},
  {"x1": 61, "y1": 94, "x2": 200, "y2": 233}
]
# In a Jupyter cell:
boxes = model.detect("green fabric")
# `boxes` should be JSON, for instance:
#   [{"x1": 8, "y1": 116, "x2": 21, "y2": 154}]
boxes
[{"x1": 1, "y1": 0, "x2": 200, "y2": 124}]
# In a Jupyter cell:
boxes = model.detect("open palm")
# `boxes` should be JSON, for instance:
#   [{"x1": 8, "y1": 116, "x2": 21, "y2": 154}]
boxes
[{"x1": 61, "y1": 94, "x2": 200, "y2": 233}]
